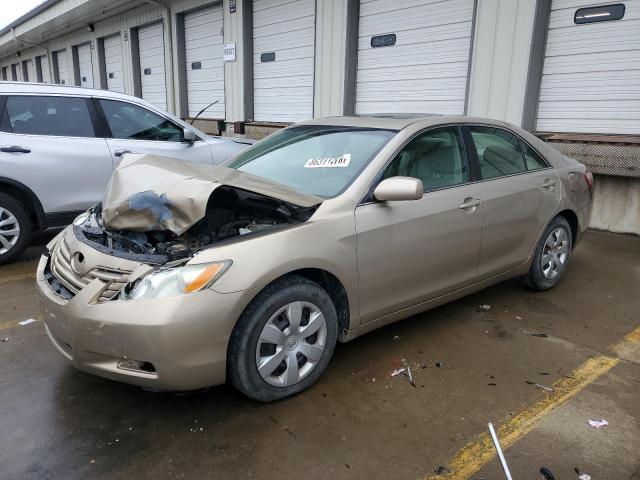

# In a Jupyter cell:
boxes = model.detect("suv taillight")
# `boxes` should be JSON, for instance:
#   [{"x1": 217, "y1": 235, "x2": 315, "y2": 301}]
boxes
[{"x1": 584, "y1": 171, "x2": 594, "y2": 190}]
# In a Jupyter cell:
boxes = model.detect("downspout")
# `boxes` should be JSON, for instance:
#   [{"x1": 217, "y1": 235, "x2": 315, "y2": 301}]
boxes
[
  {"x1": 143, "y1": 0, "x2": 176, "y2": 114},
  {"x1": 11, "y1": 27, "x2": 54, "y2": 82}
]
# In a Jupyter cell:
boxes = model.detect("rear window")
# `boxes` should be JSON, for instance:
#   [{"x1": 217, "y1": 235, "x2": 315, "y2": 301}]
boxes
[
  {"x1": 0, "y1": 95, "x2": 95, "y2": 137},
  {"x1": 225, "y1": 126, "x2": 397, "y2": 198}
]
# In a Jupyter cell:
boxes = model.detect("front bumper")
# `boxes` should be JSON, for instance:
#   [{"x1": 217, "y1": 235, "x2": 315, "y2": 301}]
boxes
[{"x1": 36, "y1": 234, "x2": 252, "y2": 391}]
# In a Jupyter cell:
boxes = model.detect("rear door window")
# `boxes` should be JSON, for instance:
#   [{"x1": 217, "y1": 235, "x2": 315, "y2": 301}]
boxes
[
  {"x1": 0, "y1": 95, "x2": 95, "y2": 137},
  {"x1": 469, "y1": 126, "x2": 527, "y2": 180},
  {"x1": 98, "y1": 99, "x2": 184, "y2": 142}
]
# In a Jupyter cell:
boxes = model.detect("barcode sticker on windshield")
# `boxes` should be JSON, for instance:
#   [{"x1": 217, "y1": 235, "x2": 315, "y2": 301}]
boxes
[{"x1": 304, "y1": 154, "x2": 351, "y2": 168}]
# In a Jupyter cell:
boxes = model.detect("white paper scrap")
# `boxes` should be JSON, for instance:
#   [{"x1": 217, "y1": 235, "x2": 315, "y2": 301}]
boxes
[
  {"x1": 19, "y1": 319, "x2": 36, "y2": 326},
  {"x1": 588, "y1": 419, "x2": 609, "y2": 429}
]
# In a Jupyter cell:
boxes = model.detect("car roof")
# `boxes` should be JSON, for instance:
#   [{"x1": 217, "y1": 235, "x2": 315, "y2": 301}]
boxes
[
  {"x1": 298, "y1": 115, "x2": 518, "y2": 131},
  {"x1": 0, "y1": 81, "x2": 136, "y2": 101}
]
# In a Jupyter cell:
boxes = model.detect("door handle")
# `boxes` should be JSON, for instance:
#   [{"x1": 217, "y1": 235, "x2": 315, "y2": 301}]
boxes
[
  {"x1": 459, "y1": 198, "x2": 482, "y2": 210},
  {"x1": 114, "y1": 149, "x2": 135, "y2": 157},
  {"x1": 0, "y1": 146, "x2": 31, "y2": 153},
  {"x1": 541, "y1": 179, "x2": 557, "y2": 189}
]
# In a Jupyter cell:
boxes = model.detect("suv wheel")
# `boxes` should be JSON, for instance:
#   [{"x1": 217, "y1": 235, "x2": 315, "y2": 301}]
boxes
[
  {"x1": 522, "y1": 216, "x2": 572, "y2": 291},
  {"x1": 0, "y1": 193, "x2": 32, "y2": 265},
  {"x1": 228, "y1": 275, "x2": 338, "y2": 402}
]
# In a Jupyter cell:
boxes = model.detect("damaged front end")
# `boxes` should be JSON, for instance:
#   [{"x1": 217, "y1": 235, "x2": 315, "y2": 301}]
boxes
[
  {"x1": 74, "y1": 185, "x2": 317, "y2": 264},
  {"x1": 44, "y1": 154, "x2": 322, "y2": 303}
]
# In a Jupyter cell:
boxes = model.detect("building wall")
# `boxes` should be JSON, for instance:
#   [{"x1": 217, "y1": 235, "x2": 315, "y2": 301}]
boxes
[{"x1": 466, "y1": 0, "x2": 537, "y2": 124}]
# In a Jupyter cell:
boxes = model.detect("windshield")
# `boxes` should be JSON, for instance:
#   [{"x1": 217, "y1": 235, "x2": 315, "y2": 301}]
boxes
[{"x1": 225, "y1": 126, "x2": 397, "y2": 198}]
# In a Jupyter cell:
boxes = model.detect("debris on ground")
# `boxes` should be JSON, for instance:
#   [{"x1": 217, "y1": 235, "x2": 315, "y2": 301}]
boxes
[
  {"x1": 393, "y1": 335, "x2": 400, "y2": 340},
  {"x1": 390, "y1": 360, "x2": 416, "y2": 387},
  {"x1": 488, "y1": 422, "x2": 512, "y2": 480},
  {"x1": 516, "y1": 316, "x2": 523, "y2": 320},
  {"x1": 1, "y1": 337, "x2": 8, "y2": 343},
  {"x1": 391, "y1": 368, "x2": 406, "y2": 377},
  {"x1": 434, "y1": 465, "x2": 450, "y2": 475},
  {"x1": 526, "y1": 381, "x2": 554, "y2": 392},
  {"x1": 477, "y1": 304, "x2": 491, "y2": 312},
  {"x1": 588, "y1": 418, "x2": 609, "y2": 429},
  {"x1": 539, "y1": 467, "x2": 556, "y2": 479},
  {"x1": 578, "y1": 474, "x2": 591, "y2": 480},
  {"x1": 18, "y1": 319, "x2": 36, "y2": 326},
  {"x1": 529, "y1": 332, "x2": 548, "y2": 338}
]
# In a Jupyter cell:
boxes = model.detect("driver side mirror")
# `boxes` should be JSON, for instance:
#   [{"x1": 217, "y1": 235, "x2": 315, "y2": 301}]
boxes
[
  {"x1": 182, "y1": 128, "x2": 196, "y2": 144},
  {"x1": 373, "y1": 177, "x2": 423, "y2": 202}
]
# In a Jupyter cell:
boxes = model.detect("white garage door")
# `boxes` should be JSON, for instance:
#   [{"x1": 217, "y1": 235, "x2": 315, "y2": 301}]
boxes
[
  {"x1": 253, "y1": 0, "x2": 315, "y2": 122},
  {"x1": 184, "y1": 5, "x2": 225, "y2": 119},
  {"x1": 55, "y1": 49, "x2": 70, "y2": 85},
  {"x1": 76, "y1": 43, "x2": 94, "y2": 87},
  {"x1": 138, "y1": 22, "x2": 168, "y2": 110},
  {"x1": 39, "y1": 55, "x2": 51, "y2": 83},
  {"x1": 25, "y1": 60, "x2": 36, "y2": 82},
  {"x1": 104, "y1": 35, "x2": 125, "y2": 93},
  {"x1": 355, "y1": 0, "x2": 475, "y2": 115},
  {"x1": 537, "y1": 0, "x2": 640, "y2": 134}
]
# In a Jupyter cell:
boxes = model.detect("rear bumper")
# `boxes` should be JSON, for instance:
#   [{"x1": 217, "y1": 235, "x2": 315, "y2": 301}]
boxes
[
  {"x1": 575, "y1": 202, "x2": 593, "y2": 246},
  {"x1": 37, "y1": 254, "x2": 251, "y2": 391}
]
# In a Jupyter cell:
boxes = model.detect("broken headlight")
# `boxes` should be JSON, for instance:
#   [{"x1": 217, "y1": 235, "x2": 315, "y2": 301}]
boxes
[{"x1": 126, "y1": 261, "x2": 232, "y2": 300}]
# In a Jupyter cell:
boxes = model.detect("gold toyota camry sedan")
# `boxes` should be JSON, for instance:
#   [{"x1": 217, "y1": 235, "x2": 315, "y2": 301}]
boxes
[{"x1": 37, "y1": 115, "x2": 593, "y2": 401}]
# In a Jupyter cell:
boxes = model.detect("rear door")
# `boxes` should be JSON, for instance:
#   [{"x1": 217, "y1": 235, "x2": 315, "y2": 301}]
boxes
[
  {"x1": 465, "y1": 125, "x2": 560, "y2": 280},
  {"x1": 96, "y1": 98, "x2": 213, "y2": 165},
  {"x1": 355, "y1": 126, "x2": 484, "y2": 323},
  {"x1": 0, "y1": 95, "x2": 113, "y2": 213}
]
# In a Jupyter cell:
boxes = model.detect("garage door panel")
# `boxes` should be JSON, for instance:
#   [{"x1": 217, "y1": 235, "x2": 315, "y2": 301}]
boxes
[
  {"x1": 55, "y1": 50, "x2": 70, "y2": 85},
  {"x1": 184, "y1": 5, "x2": 225, "y2": 119},
  {"x1": 355, "y1": 0, "x2": 473, "y2": 115},
  {"x1": 359, "y1": 0, "x2": 473, "y2": 34},
  {"x1": 40, "y1": 56, "x2": 51, "y2": 83},
  {"x1": 138, "y1": 22, "x2": 167, "y2": 110},
  {"x1": 252, "y1": 0, "x2": 314, "y2": 122},
  {"x1": 104, "y1": 35, "x2": 124, "y2": 93},
  {"x1": 537, "y1": 0, "x2": 640, "y2": 133}
]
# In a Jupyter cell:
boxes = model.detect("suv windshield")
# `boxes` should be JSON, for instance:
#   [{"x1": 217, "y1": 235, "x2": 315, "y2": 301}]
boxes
[{"x1": 225, "y1": 126, "x2": 397, "y2": 198}]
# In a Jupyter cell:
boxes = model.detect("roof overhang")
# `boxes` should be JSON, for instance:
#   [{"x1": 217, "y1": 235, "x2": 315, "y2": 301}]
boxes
[{"x1": 0, "y1": 0, "x2": 147, "y2": 58}]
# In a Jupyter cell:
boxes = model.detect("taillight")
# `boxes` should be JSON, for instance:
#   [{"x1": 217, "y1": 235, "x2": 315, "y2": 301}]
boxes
[{"x1": 584, "y1": 171, "x2": 594, "y2": 190}]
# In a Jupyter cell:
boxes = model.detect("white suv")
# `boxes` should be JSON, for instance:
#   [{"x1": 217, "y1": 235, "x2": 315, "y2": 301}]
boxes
[{"x1": 0, "y1": 82, "x2": 251, "y2": 263}]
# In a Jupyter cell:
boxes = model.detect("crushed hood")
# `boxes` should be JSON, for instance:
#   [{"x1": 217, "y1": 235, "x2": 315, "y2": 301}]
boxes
[{"x1": 102, "y1": 154, "x2": 323, "y2": 235}]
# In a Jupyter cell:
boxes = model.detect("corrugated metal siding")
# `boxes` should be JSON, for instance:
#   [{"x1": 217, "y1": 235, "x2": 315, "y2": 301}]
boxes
[
  {"x1": 355, "y1": 0, "x2": 475, "y2": 115},
  {"x1": 313, "y1": 0, "x2": 347, "y2": 117},
  {"x1": 138, "y1": 22, "x2": 168, "y2": 110},
  {"x1": 537, "y1": 0, "x2": 640, "y2": 134},
  {"x1": 55, "y1": 49, "x2": 70, "y2": 85},
  {"x1": 104, "y1": 34, "x2": 124, "y2": 92},
  {"x1": 467, "y1": 0, "x2": 536, "y2": 125},
  {"x1": 76, "y1": 43, "x2": 94, "y2": 87},
  {"x1": 253, "y1": 0, "x2": 316, "y2": 122},
  {"x1": 184, "y1": 5, "x2": 225, "y2": 118}
]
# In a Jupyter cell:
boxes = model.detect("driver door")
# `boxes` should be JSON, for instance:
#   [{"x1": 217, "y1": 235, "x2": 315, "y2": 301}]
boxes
[
  {"x1": 95, "y1": 98, "x2": 213, "y2": 166},
  {"x1": 355, "y1": 126, "x2": 485, "y2": 323}
]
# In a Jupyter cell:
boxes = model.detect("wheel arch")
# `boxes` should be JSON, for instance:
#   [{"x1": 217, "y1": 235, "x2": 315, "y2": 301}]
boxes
[
  {"x1": 244, "y1": 268, "x2": 352, "y2": 339},
  {"x1": 555, "y1": 209, "x2": 579, "y2": 249},
  {"x1": 0, "y1": 176, "x2": 45, "y2": 230}
]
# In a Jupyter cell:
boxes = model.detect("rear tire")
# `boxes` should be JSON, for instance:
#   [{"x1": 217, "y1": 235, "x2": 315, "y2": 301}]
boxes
[
  {"x1": 0, "y1": 193, "x2": 32, "y2": 265},
  {"x1": 228, "y1": 275, "x2": 338, "y2": 402},
  {"x1": 522, "y1": 216, "x2": 572, "y2": 291}
]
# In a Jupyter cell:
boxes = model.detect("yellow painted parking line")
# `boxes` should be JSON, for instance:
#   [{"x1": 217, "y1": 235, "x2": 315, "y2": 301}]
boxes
[
  {"x1": 0, "y1": 272, "x2": 36, "y2": 284},
  {"x1": 425, "y1": 326, "x2": 640, "y2": 480},
  {"x1": 0, "y1": 318, "x2": 42, "y2": 331}
]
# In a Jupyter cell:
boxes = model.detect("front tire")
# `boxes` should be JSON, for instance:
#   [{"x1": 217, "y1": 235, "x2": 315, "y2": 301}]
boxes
[
  {"x1": 228, "y1": 275, "x2": 338, "y2": 402},
  {"x1": 0, "y1": 193, "x2": 32, "y2": 265},
  {"x1": 522, "y1": 216, "x2": 572, "y2": 291}
]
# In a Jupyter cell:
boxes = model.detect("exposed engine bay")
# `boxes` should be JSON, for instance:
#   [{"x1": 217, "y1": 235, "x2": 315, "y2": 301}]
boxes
[{"x1": 75, "y1": 186, "x2": 318, "y2": 263}]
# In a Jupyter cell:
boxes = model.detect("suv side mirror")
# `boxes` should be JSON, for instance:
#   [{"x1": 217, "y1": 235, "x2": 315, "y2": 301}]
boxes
[
  {"x1": 373, "y1": 177, "x2": 423, "y2": 202},
  {"x1": 182, "y1": 128, "x2": 196, "y2": 144}
]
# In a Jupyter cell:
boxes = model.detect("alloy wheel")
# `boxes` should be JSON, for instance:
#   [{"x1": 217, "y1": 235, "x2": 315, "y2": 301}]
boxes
[
  {"x1": 255, "y1": 301, "x2": 328, "y2": 387},
  {"x1": 0, "y1": 207, "x2": 20, "y2": 255},
  {"x1": 541, "y1": 227, "x2": 569, "y2": 280}
]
